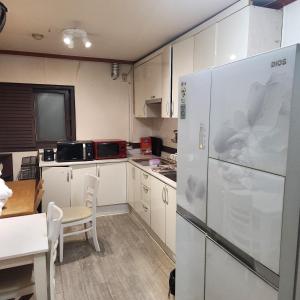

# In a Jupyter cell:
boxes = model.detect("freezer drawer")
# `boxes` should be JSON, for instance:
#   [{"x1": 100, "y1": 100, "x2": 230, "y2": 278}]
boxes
[
  {"x1": 209, "y1": 46, "x2": 296, "y2": 176},
  {"x1": 207, "y1": 158, "x2": 284, "y2": 273},
  {"x1": 177, "y1": 69, "x2": 212, "y2": 223},
  {"x1": 205, "y1": 239, "x2": 278, "y2": 300},
  {"x1": 176, "y1": 214, "x2": 205, "y2": 300}
]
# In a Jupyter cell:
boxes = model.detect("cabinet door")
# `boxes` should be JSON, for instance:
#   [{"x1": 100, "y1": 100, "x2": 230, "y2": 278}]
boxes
[
  {"x1": 134, "y1": 63, "x2": 146, "y2": 117},
  {"x1": 42, "y1": 166, "x2": 71, "y2": 211},
  {"x1": 215, "y1": 7, "x2": 250, "y2": 66},
  {"x1": 133, "y1": 167, "x2": 141, "y2": 211},
  {"x1": 161, "y1": 46, "x2": 172, "y2": 118},
  {"x1": 176, "y1": 214, "x2": 205, "y2": 300},
  {"x1": 172, "y1": 37, "x2": 194, "y2": 118},
  {"x1": 205, "y1": 239, "x2": 278, "y2": 300},
  {"x1": 71, "y1": 164, "x2": 97, "y2": 206},
  {"x1": 165, "y1": 185, "x2": 176, "y2": 253},
  {"x1": 97, "y1": 162, "x2": 127, "y2": 206},
  {"x1": 150, "y1": 177, "x2": 166, "y2": 242},
  {"x1": 126, "y1": 163, "x2": 135, "y2": 208},
  {"x1": 144, "y1": 54, "x2": 162, "y2": 101},
  {"x1": 194, "y1": 25, "x2": 216, "y2": 71}
]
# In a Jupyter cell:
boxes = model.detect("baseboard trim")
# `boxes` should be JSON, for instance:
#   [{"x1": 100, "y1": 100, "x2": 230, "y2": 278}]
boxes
[{"x1": 96, "y1": 203, "x2": 129, "y2": 217}]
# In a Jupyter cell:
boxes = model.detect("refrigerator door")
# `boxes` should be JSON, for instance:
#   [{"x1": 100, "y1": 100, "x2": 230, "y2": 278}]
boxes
[
  {"x1": 209, "y1": 46, "x2": 297, "y2": 176},
  {"x1": 177, "y1": 70, "x2": 212, "y2": 222},
  {"x1": 176, "y1": 214, "x2": 206, "y2": 300},
  {"x1": 205, "y1": 239, "x2": 278, "y2": 300},
  {"x1": 207, "y1": 158, "x2": 284, "y2": 273}
]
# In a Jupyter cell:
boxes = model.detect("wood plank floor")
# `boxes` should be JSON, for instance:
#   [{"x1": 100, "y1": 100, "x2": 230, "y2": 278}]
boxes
[{"x1": 56, "y1": 213, "x2": 175, "y2": 300}]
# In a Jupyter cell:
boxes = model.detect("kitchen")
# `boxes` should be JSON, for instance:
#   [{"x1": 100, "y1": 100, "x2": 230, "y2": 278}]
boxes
[{"x1": 1, "y1": 0, "x2": 300, "y2": 299}]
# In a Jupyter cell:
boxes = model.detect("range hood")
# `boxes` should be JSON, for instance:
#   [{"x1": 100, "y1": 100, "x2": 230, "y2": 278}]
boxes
[{"x1": 145, "y1": 98, "x2": 162, "y2": 104}]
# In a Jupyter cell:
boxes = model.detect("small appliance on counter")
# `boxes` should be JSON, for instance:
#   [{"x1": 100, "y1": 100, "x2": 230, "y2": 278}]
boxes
[
  {"x1": 43, "y1": 149, "x2": 54, "y2": 161},
  {"x1": 93, "y1": 140, "x2": 127, "y2": 160},
  {"x1": 151, "y1": 136, "x2": 163, "y2": 156},
  {"x1": 140, "y1": 137, "x2": 152, "y2": 155},
  {"x1": 18, "y1": 155, "x2": 39, "y2": 180},
  {"x1": 56, "y1": 141, "x2": 94, "y2": 162}
]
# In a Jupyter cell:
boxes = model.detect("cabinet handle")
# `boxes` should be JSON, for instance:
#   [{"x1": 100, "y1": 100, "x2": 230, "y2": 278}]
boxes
[
  {"x1": 143, "y1": 186, "x2": 149, "y2": 193},
  {"x1": 97, "y1": 167, "x2": 100, "y2": 177},
  {"x1": 70, "y1": 170, "x2": 73, "y2": 180},
  {"x1": 171, "y1": 101, "x2": 175, "y2": 117},
  {"x1": 165, "y1": 187, "x2": 169, "y2": 205},
  {"x1": 199, "y1": 124, "x2": 205, "y2": 150},
  {"x1": 143, "y1": 103, "x2": 146, "y2": 116},
  {"x1": 132, "y1": 167, "x2": 135, "y2": 179},
  {"x1": 162, "y1": 186, "x2": 166, "y2": 203},
  {"x1": 143, "y1": 173, "x2": 149, "y2": 179},
  {"x1": 142, "y1": 204, "x2": 148, "y2": 212},
  {"x1": 166, "y1": 102, "x2": 169, "y2": 116},
  {"x1": 67, "y1": 172, "x2": 70, "y2": 182}
]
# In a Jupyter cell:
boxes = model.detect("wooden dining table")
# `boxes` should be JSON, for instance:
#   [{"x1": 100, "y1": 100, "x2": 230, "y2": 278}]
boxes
[{"x1": 1, "y1": 179, "x2": 37, "y2": 218}]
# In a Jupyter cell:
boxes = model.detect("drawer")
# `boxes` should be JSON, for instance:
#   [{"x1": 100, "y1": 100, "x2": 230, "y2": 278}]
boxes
[
  {"x1": 140, "y1": 200, "x2": 150, "y2": 226},
  {"x1": 141, "y1": 184, "x2": 151, "y2": 206},
  {"x1": 141, "y1": 171, "x2": 151, "y2": 187}
]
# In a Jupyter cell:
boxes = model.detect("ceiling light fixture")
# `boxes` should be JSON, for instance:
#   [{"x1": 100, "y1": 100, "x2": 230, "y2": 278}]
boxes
[{"x1": 62, "y1": 28, "x2": 92, "y2": 49}]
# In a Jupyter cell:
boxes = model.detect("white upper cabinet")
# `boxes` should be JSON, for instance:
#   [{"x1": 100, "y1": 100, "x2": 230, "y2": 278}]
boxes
[
  {"x1": 134, "y1": 63, "x2": 146, "y2": 117},
  {"x1": 215, "y1": 6, "x2": 282, "y2": 66},
  {"x1": 172, "y1": 37, "x2": 194, "y2": 118},
  {"x1": 144, "y1": 54, "x2": 162, "y2": 101},
  {"x1": 194, "y1": 25, "x2": 216, "y2": 72},
  {"x1": 161, "y1": 46, "x2": 172, "y2": 118}
]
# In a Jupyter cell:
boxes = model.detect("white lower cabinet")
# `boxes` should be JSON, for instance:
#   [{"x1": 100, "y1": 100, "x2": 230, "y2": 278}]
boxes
[
  {"x1": 42, "y1": 162, "x2": 127, "y2": 210},
  {"x1": 151, "y1": 178, "x2": 166, "y2": 242},
  {"x1": 42, "y1": 166, "x2": 72, "y2": 211},
  {"x1": 71, "y1": 164, "x2": 97, "y2": 206},
  {"x1": 126, "y1": 163, "x2": 135, "y2": 208},
  {"x1": 176, "y1": 214, "x2": 205, "y2": 300},
  {"x1": 96, "y1": 162, "x2": 127, "y2": 206},
  {"x1": 151, "y1": 176, "x2": 176, "y2": 254},
  {"x1": 205, "y1": 239, "x2": 278, "y2": 300}
]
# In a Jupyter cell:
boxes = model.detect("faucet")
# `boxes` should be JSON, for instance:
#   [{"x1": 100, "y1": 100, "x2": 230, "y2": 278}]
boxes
[{"x1": 171, "y1": 130, "x2": 178, "y2": 144}]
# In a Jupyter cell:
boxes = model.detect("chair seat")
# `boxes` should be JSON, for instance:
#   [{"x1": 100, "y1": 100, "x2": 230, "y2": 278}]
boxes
[
  {"x1": 62, "y1": 206, "x2": 92, "y2": 223},
  {"x1": 0, "y1": 265, "x2": 34, "y2": 296}
]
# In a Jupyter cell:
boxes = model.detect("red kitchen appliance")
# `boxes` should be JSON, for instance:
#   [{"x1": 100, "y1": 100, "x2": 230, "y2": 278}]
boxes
[
  {"x1": 93, "y1": 140, "x2": 127, "y2": 160},
  {"x1": 140, "y1": 137, "x2": 152, "y2": 155}
]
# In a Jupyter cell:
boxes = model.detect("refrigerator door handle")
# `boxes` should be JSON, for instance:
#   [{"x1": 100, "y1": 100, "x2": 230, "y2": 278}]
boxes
[{"x1": 199, "y1": 123, "x2": 205, "y2": 150}]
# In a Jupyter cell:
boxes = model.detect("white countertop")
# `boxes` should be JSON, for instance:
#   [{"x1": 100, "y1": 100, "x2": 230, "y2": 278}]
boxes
[
  {"x1": 39, "y1": 154, "x2": 177, "y2": 189},
  {"x1": 39, "y1": 157, "x2": 128, "y2": 167}
]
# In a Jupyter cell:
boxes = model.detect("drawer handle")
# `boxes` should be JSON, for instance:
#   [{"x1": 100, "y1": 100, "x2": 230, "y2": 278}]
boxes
[
  {"x1": 143, "y1": 186, "x2": 149, "y2": 193},
  {"x1": 143, "y1": 173, "x2": 149, "y2": 179},
  {"x1": 142, "y1": 205, "x2": 148, "y2": 211}
]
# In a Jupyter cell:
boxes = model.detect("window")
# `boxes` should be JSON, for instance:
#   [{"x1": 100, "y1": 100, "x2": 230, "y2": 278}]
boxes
[{"x1": 0, "y1": 83, "x2": 76, "y2": 151}]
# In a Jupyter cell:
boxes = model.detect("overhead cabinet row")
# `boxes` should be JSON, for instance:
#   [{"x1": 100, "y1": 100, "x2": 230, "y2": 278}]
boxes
[{"x1": 134, "y1": 5, "x2": 282, "y2": 118}]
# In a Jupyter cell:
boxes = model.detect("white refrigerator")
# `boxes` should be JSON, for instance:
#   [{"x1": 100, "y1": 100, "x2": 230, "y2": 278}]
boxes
[{"x1": 176, "y1": 44, "x2": 300, "y2": 300}]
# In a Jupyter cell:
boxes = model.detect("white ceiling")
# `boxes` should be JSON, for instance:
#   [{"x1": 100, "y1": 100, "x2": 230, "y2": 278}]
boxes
[{"x1": 0, "y1": 0, "x2": 238, "y2": 61}]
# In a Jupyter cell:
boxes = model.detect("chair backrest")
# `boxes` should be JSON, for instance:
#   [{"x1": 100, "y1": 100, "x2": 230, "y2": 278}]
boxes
[
  {"x1": 47, "y1": 202, "x2": 63, "y2": 300},
  {"x1": 83, "y1": 174, "x2": 99, "y2": 217}
]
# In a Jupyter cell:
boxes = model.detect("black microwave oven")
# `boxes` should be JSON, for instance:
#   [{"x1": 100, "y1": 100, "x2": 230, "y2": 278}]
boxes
[{"x1": 56, "y1": 141, "x2": 94, "y2": 162}]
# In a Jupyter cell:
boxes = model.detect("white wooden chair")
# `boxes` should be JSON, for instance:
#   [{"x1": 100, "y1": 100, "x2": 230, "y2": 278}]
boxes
[
  {"x1": 59, "y1": 174, "x2": 100, "y2": 263},
  {"x1": 0, "y1": 202, "x2": 63, "y2": 300}
]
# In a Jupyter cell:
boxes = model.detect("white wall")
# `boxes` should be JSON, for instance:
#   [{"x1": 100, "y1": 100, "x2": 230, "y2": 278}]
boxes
[
  {"x1": 282, "y1": 0, "x2": 300, "y2": 47},
  {"x1": 152, "y1": 118, "x2": 178, "y2": 148}
]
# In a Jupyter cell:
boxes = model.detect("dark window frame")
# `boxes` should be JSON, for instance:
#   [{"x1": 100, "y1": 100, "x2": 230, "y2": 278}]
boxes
[{"x1": 0, "y1": 82, "x2": 76, "y2": 151}]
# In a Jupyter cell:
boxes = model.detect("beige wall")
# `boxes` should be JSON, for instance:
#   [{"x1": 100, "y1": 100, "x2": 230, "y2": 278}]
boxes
[{"x1": 152, "y1": 118, "x2": 178, "y2": 148}]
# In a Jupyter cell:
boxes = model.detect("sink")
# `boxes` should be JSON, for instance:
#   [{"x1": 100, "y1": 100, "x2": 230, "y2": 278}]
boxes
[
  {"x1": 158, "y1": 170, "x2": 177, "y2": 182},
  {"x1": 132, "y1": 158, "x2": 171, "y2": 167}
]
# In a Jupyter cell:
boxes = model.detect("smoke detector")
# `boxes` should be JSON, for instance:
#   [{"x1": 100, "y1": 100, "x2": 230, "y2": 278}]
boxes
[{"x1": 62, "y1": 28, "x2": 92, "y2": 49}]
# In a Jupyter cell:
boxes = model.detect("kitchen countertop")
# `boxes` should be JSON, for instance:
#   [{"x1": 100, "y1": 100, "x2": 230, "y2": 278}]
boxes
[{"x1": 39, "y1": 154, "x2": 177, "y2": 189}]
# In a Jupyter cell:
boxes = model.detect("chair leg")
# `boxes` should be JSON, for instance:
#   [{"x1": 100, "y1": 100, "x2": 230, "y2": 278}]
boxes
[
  {"x1": 92, "y1": 220, "x2": 100, "y2": 252},
  {"x1": 59, "y1": 226, "x2": 64, "y2": 263},
  {"x1": 84, "y1": 223, "x2": 89, "y2": 241}
]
